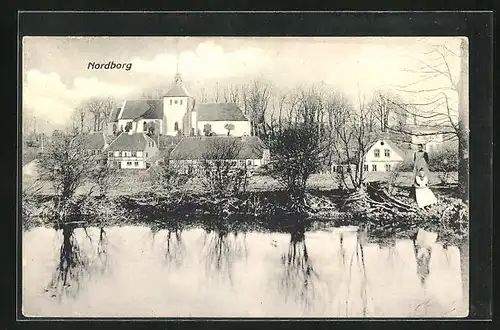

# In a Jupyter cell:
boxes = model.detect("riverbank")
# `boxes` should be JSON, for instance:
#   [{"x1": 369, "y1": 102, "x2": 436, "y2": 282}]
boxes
[{"x1": 22, "y1": 182, "x2": 467, "y2": 246}]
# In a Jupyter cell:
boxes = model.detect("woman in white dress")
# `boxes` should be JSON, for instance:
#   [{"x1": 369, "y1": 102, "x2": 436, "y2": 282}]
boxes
[{"x1": 414, "y1": 168, "x2": 438, "y2": 209}]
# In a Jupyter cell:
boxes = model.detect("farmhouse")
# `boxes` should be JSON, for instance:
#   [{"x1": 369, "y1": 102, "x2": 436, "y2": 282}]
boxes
[
  {"x1": 168, "y1": 136, "x2": 270, "y2": 174},
  {"x1": 107, "y1": 71, "x2": 251, "y2": 138},
  {"x1": 72, "y1": 131, "x2": 115, "y2": 155},
  {"x1": 106, "y1": 132, "x2": 159, "y2": 169}
]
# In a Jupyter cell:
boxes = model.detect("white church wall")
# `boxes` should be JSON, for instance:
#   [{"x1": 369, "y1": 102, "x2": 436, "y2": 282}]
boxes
[
  {"x1": 163, "y1": 96, "x2": 189, "y2": 136},
  {"x1": 197, "y1": 120, "x2": 251, "y2": 136}
]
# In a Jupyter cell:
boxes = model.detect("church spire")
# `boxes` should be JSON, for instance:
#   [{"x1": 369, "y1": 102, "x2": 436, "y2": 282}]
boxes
[{"x1": 174, "y1": 54, "x2": 182, "y2": 85}]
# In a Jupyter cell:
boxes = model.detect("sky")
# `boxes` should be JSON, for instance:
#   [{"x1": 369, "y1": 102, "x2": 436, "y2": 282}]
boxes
[{"x1": 22, "y1": 36, "x2": 465, "y2": 134}]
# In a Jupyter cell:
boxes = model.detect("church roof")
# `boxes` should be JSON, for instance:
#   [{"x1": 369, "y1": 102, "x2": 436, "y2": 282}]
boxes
[
  {"x1": 169, "y1": 136, "x2": 265, "y2": 160},
  {"x1": 119, "y1": 100, "x2": 163, "y2": 120},
  {"x1": 164, "y1": 84, "x2": 191, "y2": 97},
  {"x1": 107, "y1": 133, "x2": 154, "y2": 151},
  {"x1": 197, "y1": 103, "x2": 248, "y2": 122}
]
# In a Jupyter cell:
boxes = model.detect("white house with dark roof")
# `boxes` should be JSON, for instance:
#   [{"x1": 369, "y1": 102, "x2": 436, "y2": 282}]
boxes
[
  {"x1": 107, "y1": 70, "x2": 251, "y2": 138},
  {"x1": 363, "y1": 139, "x2": 408, "y2": 172},
  {"x1": 169, "y1": 136, "x2": 270, "y2": 174},
  {"x1": 106, "y1": 132, "x2": 159, "y2": 169}
]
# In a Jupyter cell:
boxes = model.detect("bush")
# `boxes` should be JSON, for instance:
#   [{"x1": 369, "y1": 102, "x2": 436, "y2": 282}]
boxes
[{"x1": 428, "y1": 147, "x2": 458, "y2": 184}]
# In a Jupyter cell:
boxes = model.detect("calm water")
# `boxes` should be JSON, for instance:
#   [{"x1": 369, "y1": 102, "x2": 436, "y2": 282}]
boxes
[{"x1": 22, "y1": 225, "x2": 468, "y2": 318}]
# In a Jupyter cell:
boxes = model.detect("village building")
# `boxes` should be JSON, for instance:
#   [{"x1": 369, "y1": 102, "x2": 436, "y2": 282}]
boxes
[
  {"x1": 168, "y1": 136, "x2": 270, "y2": 175},
  {"x1": 362, "y1": 139, "x2": 408, "y2": 172},
  {"x1": 106, "y1": 132, "x2": 160, "y2": 169},
  {"x1": 107, "y1": 71, "x2": 251, "y2": 138},
  {"x1": 72, "y1": 131, "x2": 115, "y2": 156}
]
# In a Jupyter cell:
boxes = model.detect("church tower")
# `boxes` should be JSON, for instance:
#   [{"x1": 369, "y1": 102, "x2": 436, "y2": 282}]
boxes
[{"x1": 162, "y1": 59, "x2": 196, "y2": 136}]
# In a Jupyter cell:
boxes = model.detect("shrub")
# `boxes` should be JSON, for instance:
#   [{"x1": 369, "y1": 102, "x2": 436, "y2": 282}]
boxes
[{"x1": 428, "y1": 146, "x2": 458, "y2": 185}]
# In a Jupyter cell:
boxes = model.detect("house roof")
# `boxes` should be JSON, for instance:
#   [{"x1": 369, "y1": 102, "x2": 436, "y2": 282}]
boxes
[
  {"x1": 169, "y1": 136, "x2": 266, "y2": 160},
  {"x1": 119, "y1": 100, "x2": 163, "y2": 120},
  {"x1": 164, "y1": 84, "x2": 191, "y2": 97},
  {"x1": 72, "y1": 132, "x2": 106, "y2": 150},
  {"x1": 107, "y1": 132, "x2": 153, "y2": 151},
  {"x1": 197, "y1": 103, "x2": 248, "y2": 122},
  {"x1": 109, "y1": 107, "x2": 121, "y2": 122},
  {"x1": 366, "y1": 139, "x2": 408, "y2": 159}
]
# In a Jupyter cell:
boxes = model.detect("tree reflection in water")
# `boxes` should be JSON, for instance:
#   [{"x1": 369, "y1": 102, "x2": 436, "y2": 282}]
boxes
[
  {"x1": 278, "y1": 224, "x2": 321, "y2": 312},
  {"x1": 150, "y1": 220, "x2": 186, "y2": 269},
  {"x1": 201, "y1": 220, "x2": 248, "y2": 287},
  {"x1": 45, "y1": 225, "x2": 92, "y2": 300}
]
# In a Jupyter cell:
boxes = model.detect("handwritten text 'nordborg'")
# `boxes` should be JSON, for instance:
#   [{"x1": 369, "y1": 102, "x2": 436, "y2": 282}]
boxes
[{"x1": 87, "y1": 61, "x2": 132, "y2": 71}]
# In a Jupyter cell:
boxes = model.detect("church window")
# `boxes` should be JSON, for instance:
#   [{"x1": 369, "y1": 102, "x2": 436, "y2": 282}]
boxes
[{"x1": 174, "y1": 122, "x2": 179, "y2": 131}]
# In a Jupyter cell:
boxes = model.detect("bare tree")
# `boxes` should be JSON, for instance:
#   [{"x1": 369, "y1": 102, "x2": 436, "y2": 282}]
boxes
[
  {"x1": 267, "y1": 121, "x2": 329, "y2": 196},
  {"x1": 200, "y1": 138, "x2": 243, "y2": 194},
  {"x1": 222, "y1": 84, "x2": 241, "y2": 104},
  {"x1": 89, "y1": 162, "x2": 121, "y2": 197},
  {"x1": 241, "y1": 80, "x2": 273, "y2": 137},
  {"x1": 330, "y1": 93, "x2": 380, "y2": 192},
  {"x1": 385, "y1": 40, "x2": 468, "y2": 201},
  {"x1": 77, "y1": 97, "x2": 117, "y2": 132},
  {"x1": 37, "y1": 133, "x2": 99, "y2": 202}
]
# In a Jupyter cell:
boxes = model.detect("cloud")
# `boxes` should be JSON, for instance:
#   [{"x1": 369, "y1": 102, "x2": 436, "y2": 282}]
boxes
[
  {"x1": 130, "y1": 40, "x2": 270, "y2": 80},
  {"x1": 23, "y1": 70, "x2": 137, "y2": 130}
]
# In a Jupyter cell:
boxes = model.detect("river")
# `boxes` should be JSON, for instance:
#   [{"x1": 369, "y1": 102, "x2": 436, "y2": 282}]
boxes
[{"x1": 22, "y1": 224, "x2": 468, "y2": 318}]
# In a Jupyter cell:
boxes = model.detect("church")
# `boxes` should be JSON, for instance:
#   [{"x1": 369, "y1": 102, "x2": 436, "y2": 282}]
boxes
[
  {"x1": 102, "y1": 71, "x2": 268, "y2": 170},
  {"x1": 107, "y1": 71, "x2": 251, "y2": 137}
]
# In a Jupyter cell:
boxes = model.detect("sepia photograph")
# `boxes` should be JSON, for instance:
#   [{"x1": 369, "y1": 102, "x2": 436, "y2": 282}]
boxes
[{"x1": 21, "y1": 36, "x2": 470, "y2": 318}]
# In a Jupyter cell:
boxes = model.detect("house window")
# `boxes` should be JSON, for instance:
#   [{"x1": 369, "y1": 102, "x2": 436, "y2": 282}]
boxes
[
  {"x1": 137, "y1": 151, "x2": 143, "y2": 157},
  {"x1": 132, "y1": 151, "x2": 136, "y2": 157},
  {"x1": 145, "y1": 152, "x2": 148, "y2": 158},
  {"x1": 247, "y1": 160, "x2": 252, "y2": 165},
  {"x1": 374, "y1": 149, "x2": 380, "y2": 158},
  {"x1": 143, "y1": 122, "x2": 147, "y2": 132},
  {"x1": 108, "y1": 152, "x2": 113, "y2": 157},
  {"x1": 127, "y1": 161, "x2": 132, "y2": 166},
  {"x1": 385, "y1": 164, "x2": 391, "y2": 171},
  {"x1": 384, "y1": 149, "x2": 390, "y2": 157},
  {"x1": 364, "y1": 164, "x2": 369, "y2": 171},
  {"x1": 175, "y1": 100, "x2": 178, "y2": 104},
  {"x1": 134, "y1": 161, "x2": 139, "y2": 166},
  {"x1": 170, "y1": 100, "x2": 173, "y2": 105},
  {"x1": 174, "y1": 122, "x2": 179, "y2": 131},
  {"x1": 372, "y1": 164, "x2": 377, "y2": 171},
  {"x1": 112, "y1": 123, "x2": 117, "y2": 133},
  {"x1": 180, "y1": 100, "x2": 183, "y2": 105}
]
